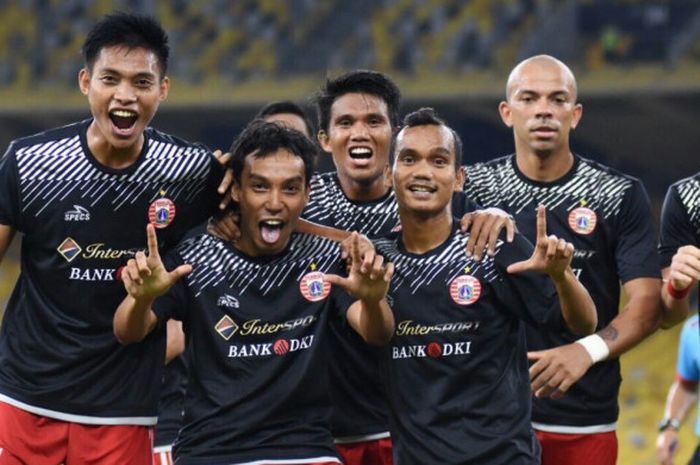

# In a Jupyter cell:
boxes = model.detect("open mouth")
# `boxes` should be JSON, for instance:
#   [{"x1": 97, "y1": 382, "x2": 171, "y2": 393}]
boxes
[
  {"x1": 109, "y1": 110, "x2": 138, "y2": 131},
  {"x1": 349, "y1": 147, "x2": 373, "y2": 160},
  {"x1": 408, "y1": 184, "x2": 437, "y2": 193},
  {"x1": 260, "y1": 219, "x2": 284, "y2": 244}
]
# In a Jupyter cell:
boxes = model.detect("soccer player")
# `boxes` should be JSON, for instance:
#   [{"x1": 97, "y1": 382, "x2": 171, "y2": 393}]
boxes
[
  {"x1": 113, "y1": 120, "x2": 394, "y2": 465},
  {"x1": 0, "y1": 13, "x2": 225, "y2": 465},
  {"x1": 658, "y1": 174, "x2": 700, "y2": 327},
  {"x1": 374, "y1": 107, "x2": 596, "y2": 465},
  {"x1": 303, "y1": 69, "x2": 516, "y2": 465},
  {"x1": 257, "y1": 100, "x2": 315, "y2": 139},
  {"x1": 656, "y1": 315, "x2": 700, "y2": 465},
  {"x1": 462, "y1": 54, "x2": 662, "y2": 465}
]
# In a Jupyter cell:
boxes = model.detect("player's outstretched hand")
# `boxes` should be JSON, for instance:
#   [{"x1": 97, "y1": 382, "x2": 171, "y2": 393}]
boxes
[
  {"x1": 122, "y1": 224, "x2": 192, "y2": 302},
  {"x1": 460, "y1": 207, "x2": 516, "y2": 261},
  {"x1": 213, "y1": 149, "x2": 234, "y2": 210},
  {"x1": 668, "y1": 245, "x2": 700, "y2": 293},
  {"x1": 325, "y1": 232, "x2": 393, "y2": 303},
  {"x1": 527, "y1": 342, "x2": 593, "y2": 399},
  {"x1": 507, "y1": 205, "x2": 573, "y2": 280}
]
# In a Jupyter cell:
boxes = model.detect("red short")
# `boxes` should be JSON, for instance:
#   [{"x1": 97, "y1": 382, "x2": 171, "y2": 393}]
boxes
[
  {"x1": 153, "y1": 446, "x2": 174, "y2": 465},
  {"x1": 336, "y1": 437, "x2": 394, "y2": 465},
  {"x1": 535, "y1": 429, "x2": 617, "y2": 465},
  {"x1": 0, "y1": 401, "x2": 153, "y2": 465}
]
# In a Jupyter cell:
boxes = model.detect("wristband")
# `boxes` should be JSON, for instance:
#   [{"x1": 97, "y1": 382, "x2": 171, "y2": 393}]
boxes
[
  {"x1": 658, "y1": 417, "x2": 681, "y2": 432},
  {"x1": 667, "y1": 280, "x2": 692, "y2": 300},
  {"x1": 575, "y1": 334, "x2": 609, "y2": 364}
]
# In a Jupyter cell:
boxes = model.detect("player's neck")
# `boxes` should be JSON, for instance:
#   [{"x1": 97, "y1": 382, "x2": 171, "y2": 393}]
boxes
[
  {"x1": 337, "y1": 172, "x2": 390, "y2": 202},
  {"x1": 86, "y1": 124, "x2": 144, "y2": 170},
  {"x1": 399, "y1": 209, "x2": 453, "y2": 254},
  {"x1": 515, "y1": 148, "x2": 574, "y2": 183}
]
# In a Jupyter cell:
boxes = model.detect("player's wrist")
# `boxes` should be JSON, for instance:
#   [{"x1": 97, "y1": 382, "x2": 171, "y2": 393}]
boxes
[
  {"x1": 575, "y1": 334, "x2": 609, "y2": 364},
  {"x1": 667, "y1": 279, "x2": 692, "y2": 300},
  {"x1": 658, "y1": 417, "x2": 681, "y2": 432},
  {"x1": 548, "y1": 267, "x2": 570, "y2": 284}
]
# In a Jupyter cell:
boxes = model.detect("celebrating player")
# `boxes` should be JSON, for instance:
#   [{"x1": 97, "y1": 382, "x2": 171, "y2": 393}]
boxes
[
  {"x1": 114, "y1": 120, "x2": 394, "y2": 465},
  {"x1": 0, "y1": 13, "x2": 226, "y2": 465},
  {"x1": 374, "y1": 107, "x2": 596, "y2": 464},
  {"x1": 462, "y1": 54, "x2": 663, "y2": 465}
]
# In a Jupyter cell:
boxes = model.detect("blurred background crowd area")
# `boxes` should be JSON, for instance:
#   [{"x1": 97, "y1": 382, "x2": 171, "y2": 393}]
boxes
[
  {"x1": 1, "y1": 0, "x2": 700, "y2": 98},
  {"x1": 1, "y1": 2, "x2": 700, "y2": 464}
]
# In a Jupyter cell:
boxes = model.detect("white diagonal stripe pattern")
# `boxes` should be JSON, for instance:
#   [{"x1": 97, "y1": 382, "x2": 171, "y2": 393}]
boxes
[
  {"x1": 179, "y1": 234, "x2": 341, "y2": 297},
  {"x1": 15, "y1": 130, "x2": 212, "y2": 216},
  {"x1": 464, "y1": 155, "x2": 633, "y2": 218}
]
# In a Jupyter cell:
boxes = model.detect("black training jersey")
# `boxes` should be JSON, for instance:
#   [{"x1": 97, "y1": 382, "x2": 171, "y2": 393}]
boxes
[
  {"x1": 155, "y1": 356, "x2": 188, "y2": 447},
  {"x1": 152, "y1": 229, "x2": 352, "y2": 465},
  {"x1": 304, "y1": 171, "x2": 479, "y2": 440},
  {"x1": 464, "y1": 154, "x2": 660, "y2": 429},
  {"x1": 0, "y1": 119, "x2": 222, "y2": 425},
  {"x1": 659, "y1": 174, "x2": 700, "y2": 268},
  {"x1": 374, "y1": 222, "x2": 561, "y2": 465}
]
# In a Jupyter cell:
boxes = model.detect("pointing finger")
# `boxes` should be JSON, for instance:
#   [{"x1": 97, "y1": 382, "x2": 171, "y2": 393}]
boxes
[{"x1": 146, "y1": 224, "x2": 160, "y2": 260}]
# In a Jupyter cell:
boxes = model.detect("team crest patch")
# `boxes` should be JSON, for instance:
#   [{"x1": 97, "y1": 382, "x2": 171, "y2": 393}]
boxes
[
  {"x1": 148, "y1": 191, "x2": 176, "y2": 229},
  {"x1": 568, "y1": 207, "x2": 597, "y2": 235},
  {"x1": 300, "y1": 271, "x2": 331, "y2": 302},
  {"x1": 449, "y1": 275, "x2": 481, "y2": 306},
  {"x1": 215, "y1": 315, "x2": 239, "y2": 340},
  {"x1": 57, "y1": 237, "x2": 82, "y2": 262}
]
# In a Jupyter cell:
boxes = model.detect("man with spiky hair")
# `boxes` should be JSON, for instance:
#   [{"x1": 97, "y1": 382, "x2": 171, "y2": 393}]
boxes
[
  {"x1": 114, "y1": 120, "x2": 395, "y2": 465},
  {"x1": 0, "y1": 12, "x2": 226, "y2": 464},
  {"x1": 304, "y1": 69, "x2": 517, "y2": 465},
  {"x1": 463, "y1": 55, "x2": 663, "y2": 465},
  {"x1": 375, "y1": 107, "x2": 596, "y2": 465}
]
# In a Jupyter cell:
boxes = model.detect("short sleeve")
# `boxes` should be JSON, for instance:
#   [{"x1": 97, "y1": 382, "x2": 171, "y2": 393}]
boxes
[
  {"x1": 203, "y1": 150, "x2": 226, "y2": 211},
  {"x1": 659, "y1": 184, "x2": 698, "y2": 269},
  {"x1": 615, "y1": 181, "x2": 661, "y2": 282},
  {"x1": 677, "y1": 318, "x2": 700, "y2": 383},
  {"x1": 151, "y1": 252, "x2": 190, "y2": 322},
  {"x1": 492, "y1": 233, "x2": 563, "y2": 331},
  {"x1": 0, "y1": 143, "x2": 21, "y2": 228},
  {"x1": 451, "y1": 192, "x2": 481, "y2": 218}
]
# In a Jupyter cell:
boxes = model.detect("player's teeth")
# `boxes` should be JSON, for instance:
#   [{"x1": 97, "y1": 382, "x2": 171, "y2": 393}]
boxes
[{"x1": 111, "y1": 110, "x2": 136, "y2": 117}]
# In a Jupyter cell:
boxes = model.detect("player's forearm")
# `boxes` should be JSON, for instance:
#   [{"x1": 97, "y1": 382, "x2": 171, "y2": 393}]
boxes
[
  {"x1": 355, "y1": 299, "x2": 395, "y2": 345},
  {"x1": 551, "y1": 267, "x2": 597, "y2": 335},
  {"x1": 660, "y1": 286, "x2": 691, "y2": 329},
  {"x1": 665, "y1": 381, "x2": 698, "y2": 423},
  {"x1": 296, "y1": 219, "x2": 350, "y2": 242},
  {"x1": 0, "y1": 224, "x2": 15, "y2": 265},
  {"x1": 113, "y1": 295, "x2": 157, "y2": 344},
  {"x1": 598, "y1": 293, "x2": 661, "y2": 358}
]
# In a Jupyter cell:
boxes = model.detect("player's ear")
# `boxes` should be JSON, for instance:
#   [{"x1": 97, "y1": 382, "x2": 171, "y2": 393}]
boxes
[
  {"x1": 571, "y1": 103, "x2": 583, "y2": 130},
  {"x1": 498, "y1": 101, "x2": 513, "y2": 128},
  {"x1": 318, "y1": 130, "x2": 331, "y2": 152},
  {"x1": 78, "y1": 68, "x2": 90, "y2": 96},
  {"x1": 158, "y1": 76, "x2": 170, "y2": 102},
  {"x1": 454, "y1": 165, "x2": 465, "y2": 192},
  {"x1": 383, "y1": 163, "x2": 393, "y2": 189},
  {"x1": 230, "y1": 178, "x2": 241, "y2": 203}
]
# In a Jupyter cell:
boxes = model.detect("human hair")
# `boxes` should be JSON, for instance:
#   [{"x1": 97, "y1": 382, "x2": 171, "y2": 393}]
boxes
[
  {"x1": 316, "y1": 69, "x2": 401, "y2": 133},
  {"x1": 255, "y1": 101, "x2": 315, "y2": 139},
  {"x1": 82, "y1": 12, "x2": 169, "y2": 76},
  {"x1": 229, "y1": 119, "x2": 317, "y2": 186},
  {"x1": 392, "y1": 107, "x2": 463, "y2": 169}
]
